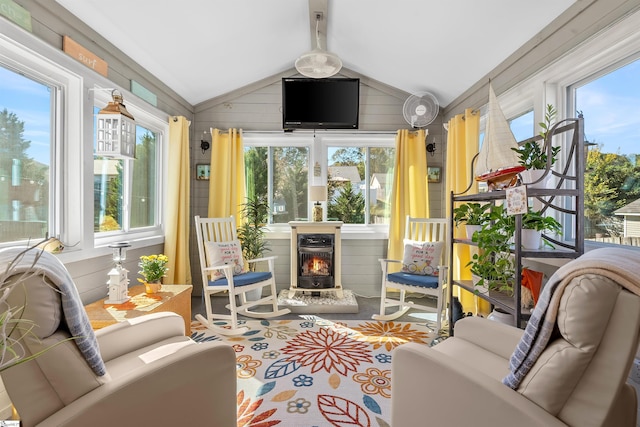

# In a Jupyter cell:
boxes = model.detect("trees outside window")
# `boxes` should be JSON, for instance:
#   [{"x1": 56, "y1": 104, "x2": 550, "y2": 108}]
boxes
[{"x1": 0, "y1": 67, "x2": 52, "y2": 244}]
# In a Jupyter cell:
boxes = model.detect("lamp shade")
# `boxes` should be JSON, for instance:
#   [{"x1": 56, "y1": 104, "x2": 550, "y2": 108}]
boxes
[{"x1": 309, "y1": 185, "x2": 327, "y2": 202}]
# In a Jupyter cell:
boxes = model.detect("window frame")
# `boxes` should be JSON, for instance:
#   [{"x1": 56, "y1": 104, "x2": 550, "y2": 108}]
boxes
[
  {"x1": 243, "y1": 132, "x2": 396, "y2": 238},
  {"x1": 92, "y1": 88, "x2": 167, "y2": 247},
  {"x1": 495, "y1": 9, "x2": 640, "y2": 251},
  {"x1": 0, "y1": 19, "x2": 169, "y2": 262}
]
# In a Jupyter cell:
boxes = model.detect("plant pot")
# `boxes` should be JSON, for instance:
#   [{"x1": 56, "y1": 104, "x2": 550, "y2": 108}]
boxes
[
  {"x1": 465, "y1": 224, "x2": 482, "y2": 240},
  {"x1": 144, "y1": 281, "x2": 162, "y2": 294},
  {"x1": 521, "y1": 229, "x2": 542, "y2": 249},
  {"x1": 471, "y1": 274, "x2": 488, "y2": 294},
  {"x1": 521, "y1": 169, "x2": 551, "y2": 188},
  {"x1": 245, "y1": 287, "x2": 262, "y2": 301},
  {"x1": 487, "y1": 308, "x2": 513, "y2": 325}
]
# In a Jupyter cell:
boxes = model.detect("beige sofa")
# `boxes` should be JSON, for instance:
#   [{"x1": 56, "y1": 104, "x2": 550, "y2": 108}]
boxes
[
  {"x1": 392, "y1": 263, "x2": 640, "y2": 426},
  {"x1": 0, "y1": 247, "x2": 237, "y2": 427}
]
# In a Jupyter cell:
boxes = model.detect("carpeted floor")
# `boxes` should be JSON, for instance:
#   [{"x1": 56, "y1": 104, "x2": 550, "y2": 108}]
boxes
[{"x1": 190, "y1": 317, "x2": 435, "y2": 427}]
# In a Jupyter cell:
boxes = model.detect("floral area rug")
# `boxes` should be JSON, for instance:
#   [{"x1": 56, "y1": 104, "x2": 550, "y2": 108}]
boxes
[{"x1": 190, "y1": 317, "x2": 434, "y2": 427}]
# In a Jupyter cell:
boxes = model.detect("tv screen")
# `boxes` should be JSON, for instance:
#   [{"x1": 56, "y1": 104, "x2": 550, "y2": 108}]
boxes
[{"x1": 282, "y1": 78, "x2": 360, "y2": 130}]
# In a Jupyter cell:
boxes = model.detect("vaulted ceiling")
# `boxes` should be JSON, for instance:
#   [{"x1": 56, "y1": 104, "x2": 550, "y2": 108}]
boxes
[{"x1": 55, "y1": 0, "x2": 575, "y2": 108}]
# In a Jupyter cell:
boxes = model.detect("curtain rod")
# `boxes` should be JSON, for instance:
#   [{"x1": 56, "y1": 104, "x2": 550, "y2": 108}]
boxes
[{"x1": 236, "y1": 130, "x2": 400, "y2": 135}]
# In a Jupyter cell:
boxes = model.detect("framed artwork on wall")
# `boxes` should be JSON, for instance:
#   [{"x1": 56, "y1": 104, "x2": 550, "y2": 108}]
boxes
[
  {"x1": 428, "y1": 166, "x2": 441, "y2": 183},
  {"x1": 196, "y1": 164, "x2": 210, "y2": 180}
]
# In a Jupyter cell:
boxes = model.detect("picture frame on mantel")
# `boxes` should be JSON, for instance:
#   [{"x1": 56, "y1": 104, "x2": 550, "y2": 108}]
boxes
[
  {"x1": 428, "y1": 166, "x2": 441, "y2": 183},
  {"x1": 196, "y1": 164, "x2": 210, "y2": 181}
]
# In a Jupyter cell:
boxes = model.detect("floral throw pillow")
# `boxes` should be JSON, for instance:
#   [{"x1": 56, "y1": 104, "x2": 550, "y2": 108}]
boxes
[
  {"x1": 401, "y1": 239, "x2": 443, "y2": 276},
  {"x1": 204, "y1": 240, "x2": 246, "y2": 281}
]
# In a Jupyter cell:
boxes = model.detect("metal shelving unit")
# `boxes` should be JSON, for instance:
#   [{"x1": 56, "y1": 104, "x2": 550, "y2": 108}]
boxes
[{"x1": 447, "y1": 117, "x2": 585, "y2": 334}]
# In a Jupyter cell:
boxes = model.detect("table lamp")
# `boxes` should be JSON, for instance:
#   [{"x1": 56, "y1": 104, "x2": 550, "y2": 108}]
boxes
[{"x1": 310, "y1": 185, "x2": 327, "y2": 222}]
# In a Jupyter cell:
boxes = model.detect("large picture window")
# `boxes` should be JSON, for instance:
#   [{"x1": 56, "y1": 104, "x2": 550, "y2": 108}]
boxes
[
  {"x1": 572, "y1": 57, "x2": 640, "y2": 243},
  {"x1": 0, "y1": 65, "x2": 54, "y2": 244},
  {"x1": 244, "y1": 134, "x2": 395, "y2": 227}
]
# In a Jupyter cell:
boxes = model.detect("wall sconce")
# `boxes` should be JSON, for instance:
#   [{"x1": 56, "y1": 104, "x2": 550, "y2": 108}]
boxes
[
  {"x1": 201, "y1": 130, "x2": 210, "y2": 154},
  {"x1": 95, "y1": 90, "x2": 136, "y2": 159},
  {"x1": 105, "y1": 241, "x2": 131, "y2": 304},
  {"x1": 426, "y1": 137, "x2": 436, "y2": 157},
  {"x1": 310, "y1": 185, "x2": 327, "y2": 222}
]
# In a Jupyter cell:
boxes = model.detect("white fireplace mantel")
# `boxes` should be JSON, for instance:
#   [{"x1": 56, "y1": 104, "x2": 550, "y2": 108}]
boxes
[{"x1": 288, "y1": 221, "x2": 343, "y2": 298}]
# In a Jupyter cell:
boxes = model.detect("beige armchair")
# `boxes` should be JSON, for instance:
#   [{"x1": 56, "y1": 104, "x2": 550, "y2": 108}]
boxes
[
  {"x1": 391, "y1": 248, "x2": 640, "y2": 427},
  {"x1": 0, "y1": 247, "x2": 237, "y2": 427}
]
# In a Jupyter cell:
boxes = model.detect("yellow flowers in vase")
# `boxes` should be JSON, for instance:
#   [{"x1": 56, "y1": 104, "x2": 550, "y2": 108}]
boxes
[{"x1": 138, "y1": 254, "x2": 169, "y2": 293}]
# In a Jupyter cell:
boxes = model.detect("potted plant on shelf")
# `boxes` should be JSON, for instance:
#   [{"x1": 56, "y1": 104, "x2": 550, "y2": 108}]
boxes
[
  {"x1": 520, "y1": 209, "x2": 562, "y2": 249},
  {"x1": 468, "y1": 204, "x2": 516, "y2": 295},
  {"x1": 453, "y1": 202, "x2": 491, "y2": 239},
  {"x1": 511, "y1": 104, "x2": 561, "y2": 188}
]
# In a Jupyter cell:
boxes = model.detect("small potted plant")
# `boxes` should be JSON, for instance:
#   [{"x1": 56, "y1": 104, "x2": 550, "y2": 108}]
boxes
[
  {"x1": 138, "y1": 254, "x2": 169, "y2": 293},
  {"x1": 520, "y1": 209, "x2": 562, "y2": 249},
  {"x1": 511, "y1": 104, "x2": 561, "y2": 188},
  {"x1": 453, "y1": 202, "x2": 490, "y2": 239}
]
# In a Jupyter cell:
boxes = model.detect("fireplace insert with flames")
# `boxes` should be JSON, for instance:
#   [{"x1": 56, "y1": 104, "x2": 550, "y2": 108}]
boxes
[{"x1": 297, "y1": 234, "x2": 335, "y2": 289}]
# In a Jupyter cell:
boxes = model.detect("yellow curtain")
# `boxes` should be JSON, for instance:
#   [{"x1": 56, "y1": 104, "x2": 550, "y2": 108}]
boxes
[
  {"x1": 164, "y1": 116, "x2": 192, "y2": 285},
  {"x1": 208, "y1": 128, "x2": 246, "y2": 229},
  {"x1": 387, "y1": 129, "x2": 430, "y2": 265},
  {"x1": 445, "y1": 109, "x2": 490, "y2": 315}
]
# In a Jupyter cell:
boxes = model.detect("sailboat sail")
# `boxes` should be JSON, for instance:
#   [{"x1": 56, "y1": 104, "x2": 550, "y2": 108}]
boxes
[{"x1": 475, "y1": 84, "x2": 524, "y2": 185}]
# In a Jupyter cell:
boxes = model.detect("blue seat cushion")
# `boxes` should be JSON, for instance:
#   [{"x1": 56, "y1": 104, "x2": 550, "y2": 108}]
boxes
[
  {"x1": 208, "y1": 271, "x2": 272, "y2": 288},
  {"x1": 387, "y1": 272, "x2": 439, "y2": 289}
]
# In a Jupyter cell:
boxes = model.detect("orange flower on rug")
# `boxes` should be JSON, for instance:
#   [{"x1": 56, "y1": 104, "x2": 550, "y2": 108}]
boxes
[{"x1": 191, "y1": 317, "x2": 434, "y2": 426}]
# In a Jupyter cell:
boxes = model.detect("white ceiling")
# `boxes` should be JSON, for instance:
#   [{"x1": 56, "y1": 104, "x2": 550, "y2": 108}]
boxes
[{"x1": 55, "y1": 0, "x2": 575, "y2": 108}]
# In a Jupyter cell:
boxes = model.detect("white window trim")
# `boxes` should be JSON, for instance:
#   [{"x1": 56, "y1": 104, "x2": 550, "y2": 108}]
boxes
[
  {"x1": 244, "y1": 132, "x2": 396, "y2": 239},
  {"x1": 497, "y1": 9, "x2": 640, "y2": 253},
  {"x1": 0, "y1": 19, "x2": 169, "y2": 263}
]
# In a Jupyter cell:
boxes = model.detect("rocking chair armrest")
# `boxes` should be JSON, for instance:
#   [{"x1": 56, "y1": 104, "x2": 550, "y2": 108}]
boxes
[
  {"x1": 246, "y1": 255, "x2": 278, "y2": 264},
  {"x1": 378, "y1": 258, "x2": 402, "y2": 265},
  {"x1": 203, "y1": 265, "x2": 234, "y2": 273}
]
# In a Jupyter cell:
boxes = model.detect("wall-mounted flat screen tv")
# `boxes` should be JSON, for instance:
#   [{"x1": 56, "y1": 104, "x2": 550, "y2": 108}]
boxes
[{"x1": 282, "y1": 77, "x2": 360, "y2": 130}]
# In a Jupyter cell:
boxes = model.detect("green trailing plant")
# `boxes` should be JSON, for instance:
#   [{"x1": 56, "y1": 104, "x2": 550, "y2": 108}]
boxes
[
  {"x1": 237, "y1": 195, "x2": 271, "y2": 271},
  {"x1": 453, "y1": 202, "x2": 491, "y2": 227},
  {"x1": 467, "y1": 204, "x2": 515, "y2": 294},
  {"x1": 511, "y1": 104, "x2": 561, "y2": 170},
  {"x1": 522, "y1": 209, "x2": 562, "y2": 234}
]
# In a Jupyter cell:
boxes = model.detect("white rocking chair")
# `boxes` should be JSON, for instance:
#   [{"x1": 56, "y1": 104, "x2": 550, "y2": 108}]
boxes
[
  {"x1": 373, "y1": 216, "x2": 448, "y2": 332},
  {"x1": 194, "y1": 215, "x2": 290, "y2": 335}
]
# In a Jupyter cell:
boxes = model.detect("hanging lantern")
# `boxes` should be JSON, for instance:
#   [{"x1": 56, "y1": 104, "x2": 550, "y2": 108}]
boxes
[{"x1": 95, "y1": 90, "x2": 136, "y2": 159}]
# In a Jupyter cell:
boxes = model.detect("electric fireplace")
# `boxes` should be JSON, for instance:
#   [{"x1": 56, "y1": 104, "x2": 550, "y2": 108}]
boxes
[{"x1": 288, "y1": 221, "x2": 343, "y2": 298}]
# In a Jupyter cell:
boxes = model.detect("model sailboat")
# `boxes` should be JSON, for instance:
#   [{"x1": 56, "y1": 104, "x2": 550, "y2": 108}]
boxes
[{"x1": 475, "y1": 83, "x2": 525, "y2": 190}]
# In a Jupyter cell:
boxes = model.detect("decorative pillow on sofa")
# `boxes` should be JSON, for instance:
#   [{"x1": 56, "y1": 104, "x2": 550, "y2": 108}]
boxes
[
  {"x1": 401, "y1": 239, "x2": 443, "y2": 276},
  {"x1": 204, "y1": 240, "x2": 246, "y2": 280}
]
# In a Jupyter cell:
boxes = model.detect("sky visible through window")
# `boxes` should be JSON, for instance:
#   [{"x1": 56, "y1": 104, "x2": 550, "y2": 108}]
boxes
[{"x1": 0, "y1": 66, "x2": 51, "y2": 165}]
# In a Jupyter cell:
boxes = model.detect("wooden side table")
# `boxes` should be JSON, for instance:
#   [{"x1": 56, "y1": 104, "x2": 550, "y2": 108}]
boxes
[{"x1": 84, "y1": 284, "x2": 193, "y2": 335}]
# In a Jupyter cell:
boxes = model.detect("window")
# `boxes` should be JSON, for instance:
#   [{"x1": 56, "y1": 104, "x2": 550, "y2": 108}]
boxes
[
  {"x1": 572, "y1": 57, "x2": 640, "y2": 242},
  {"x1": 494, "y1": 9, "x2": 640, "y2": 250},
  {"x1": 93, "y1": 103, "x2": 163, "y2": 236},
  {"x1": 0, "y1": 65, "x2": 54, "y2": 244},
  {"x1": 327, "y1": 146, "x2": 395, "y2": 224},
  {"x1": 244, "y1": 133, "x2": 395, "y2": 227},
  {"x1": 509, "y1": 110, "x2": 535, "y2": 141},
  {"x1": 245, "y1": 144, "x2": 310, "y2": 224}
]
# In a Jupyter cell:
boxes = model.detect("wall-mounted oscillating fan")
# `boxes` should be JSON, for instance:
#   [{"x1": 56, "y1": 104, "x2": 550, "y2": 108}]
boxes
[{"x1": 403, "y1": 91, "x2": 439, "y2": 128}]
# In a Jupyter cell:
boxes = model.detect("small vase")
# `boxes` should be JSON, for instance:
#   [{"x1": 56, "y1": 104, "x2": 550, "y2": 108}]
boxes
[{"x1": 145, "y1": 281, "x2": 162, "y2": 294}]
